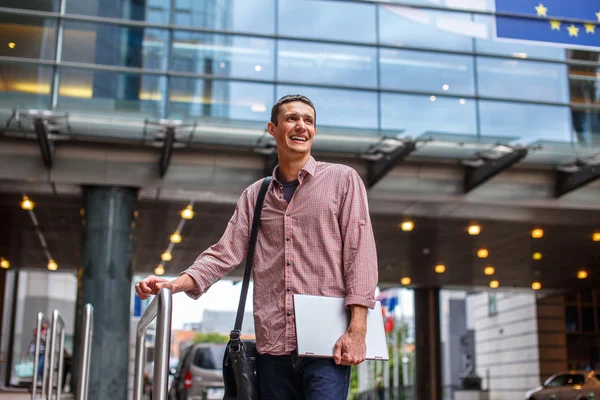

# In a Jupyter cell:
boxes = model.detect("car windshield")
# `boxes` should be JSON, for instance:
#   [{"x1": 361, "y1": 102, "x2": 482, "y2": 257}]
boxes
[{"x1": 192, "y1": 345, "x2": 227, "y2": 370}]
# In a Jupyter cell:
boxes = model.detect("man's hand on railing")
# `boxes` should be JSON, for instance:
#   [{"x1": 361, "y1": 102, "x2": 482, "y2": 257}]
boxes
[{"x1": 135, "y1": 276, "x2": 173, "y2": 300}]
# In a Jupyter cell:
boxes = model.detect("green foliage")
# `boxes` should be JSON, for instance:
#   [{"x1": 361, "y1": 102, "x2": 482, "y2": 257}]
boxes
[{"x1": 192, "y1": 332, "x2": 229, "y2": 344}]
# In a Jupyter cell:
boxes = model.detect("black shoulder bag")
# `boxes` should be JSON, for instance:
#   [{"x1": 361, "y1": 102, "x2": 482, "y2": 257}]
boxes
[{"x1": 223, "y1": 176, "x2": 271, "y2": 400}]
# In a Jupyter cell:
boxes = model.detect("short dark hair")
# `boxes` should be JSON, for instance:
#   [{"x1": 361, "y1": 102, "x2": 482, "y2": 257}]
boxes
[{"x1": 270, "y1": 94, "x2": 316, "y2": 126}]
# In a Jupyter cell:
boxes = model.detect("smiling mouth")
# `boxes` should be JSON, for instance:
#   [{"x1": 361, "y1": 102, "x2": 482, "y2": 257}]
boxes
[{"x1": 290, "y1": 136, "x2": 308, "y2": 143}]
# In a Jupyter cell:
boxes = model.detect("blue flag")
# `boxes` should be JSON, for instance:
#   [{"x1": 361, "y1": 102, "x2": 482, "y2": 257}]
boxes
[{"x1": 495, "y1": 0, "x2": 600, "y2": 48}]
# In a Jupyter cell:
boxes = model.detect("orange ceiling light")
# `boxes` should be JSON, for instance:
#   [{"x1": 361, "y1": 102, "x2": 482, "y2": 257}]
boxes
[
  {"x1": 484, "y1": 266, "x2": 495, "y2": 276},
  {"x1": 593, "y1": 232, "x2": 600, "y2": 242},
  {"x1": 531, "y1": 281, "x2": 542, "y2": 290},
  {"x1": 467, "y1": 224, "x2": 481, "y2": 235},
  {"x1": 400, "y1": 277, "x2": 411, "y2": 286},
  {"x1": 400, "y1": 221, "x2": 414, "y2": 232},
  {"x1": 531, "y1": 228, "x2": 544, "y2": 239},
  {"x1": 489, "y1": 280, "x2": 499, "y2": 289},
  {"x1": 477, "y1": 248, "x2": 489, "y2": 258},
  {"x1": 434, "y1": 264, "x2": 446, "y2": 274},
  {"x1": 577, "y1": 270, "x2": 588, "y2": 280},
  {"x1": 532, "y1": 252, "x2": 542, "y2": 261}
]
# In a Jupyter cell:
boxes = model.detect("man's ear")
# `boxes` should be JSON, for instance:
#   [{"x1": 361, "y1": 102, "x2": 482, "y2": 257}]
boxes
[{"x1": 267, "y1": 121, "x2": 276, "y2": 137}]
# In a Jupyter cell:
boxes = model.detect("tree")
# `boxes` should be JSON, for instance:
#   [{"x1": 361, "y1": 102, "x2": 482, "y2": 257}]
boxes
[{"x1": 192, "y1": 332, "x2": 229, "y2": 344}]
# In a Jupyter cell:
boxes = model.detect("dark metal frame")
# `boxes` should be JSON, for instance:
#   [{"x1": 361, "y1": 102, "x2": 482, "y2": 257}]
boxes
[
  {"x1": 364, "y1": 139, "x2": 417, "y2": 188},
  {"x1": 463, "y1": 147, "x2": 529, "y2": 193},
  {"x1": 555, "y1": 162, "x2": 600, "y2": 197}
]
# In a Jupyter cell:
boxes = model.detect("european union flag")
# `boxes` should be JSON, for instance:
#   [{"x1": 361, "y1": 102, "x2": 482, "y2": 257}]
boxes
[{"x1": 495, "y1": 0, "x2": 600, "y2": 48}]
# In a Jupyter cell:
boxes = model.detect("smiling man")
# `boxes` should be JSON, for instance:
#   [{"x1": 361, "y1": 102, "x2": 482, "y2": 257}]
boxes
[{"x1": 135, "y1": 94, "x2": 378, "y2": 399}]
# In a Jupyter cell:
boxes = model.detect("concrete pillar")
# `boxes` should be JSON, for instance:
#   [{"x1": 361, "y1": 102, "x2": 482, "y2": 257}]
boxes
[
  {"x1": 414, "y1": 287, "x2": 442, "y2": 400},
  {"x1": 75, "y1": 186, "x2": 137, "y2": 400}
]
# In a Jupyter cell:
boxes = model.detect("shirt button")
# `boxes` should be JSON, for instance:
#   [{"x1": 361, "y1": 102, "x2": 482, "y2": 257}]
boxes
[
  {"x1": 286, "y1": 287, "x2": 291, "y2": 292},
  {"x1": 287, "y1": 312, "x2": 291, "y2": 317},
  {"x1": 286, "y1": 212, "x2": 290, "y2": 216},
  {"x1": 286, "y1": 237, "x2": 290, "y2": 241},
  {"x1": 286, "y1": 261, "x2": 291, "y2": 266}
]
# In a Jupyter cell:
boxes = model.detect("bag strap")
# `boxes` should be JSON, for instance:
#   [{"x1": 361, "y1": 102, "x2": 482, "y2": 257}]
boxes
[{"x1": 230, "y1": 176, "x2": 272, "y2": 339}]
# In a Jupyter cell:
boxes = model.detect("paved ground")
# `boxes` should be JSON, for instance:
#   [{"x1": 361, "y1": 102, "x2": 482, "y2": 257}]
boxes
[{"x1": 0, "y1": 390, "x2": 74, "y2": 399}]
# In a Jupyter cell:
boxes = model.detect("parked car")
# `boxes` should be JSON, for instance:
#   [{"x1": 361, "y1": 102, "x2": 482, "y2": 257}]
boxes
[
  {"x1": 526, "y1": 370, "x2": 600, "y2": 400},
  {"x1": 169, "y1": 343, "x2": 226, "y2": 400}
]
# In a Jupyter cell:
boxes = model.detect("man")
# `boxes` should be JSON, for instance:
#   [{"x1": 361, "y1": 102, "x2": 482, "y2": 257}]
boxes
[{"x1": 136, "y1": 94, "x2": 378, "y2": 399}]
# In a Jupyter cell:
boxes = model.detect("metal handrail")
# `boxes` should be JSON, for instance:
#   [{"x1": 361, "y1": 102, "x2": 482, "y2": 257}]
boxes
[
  {"x1": 76, "y1": 304, "x2": 94, "y2": 400},
  {"x1": 46, "y1": 310, "x2": 66, "y2": 400},
  {"x1": 133, "y1": 288, "x2": 173, "y2": 400},
  {"x1": 31, "y1": 313, "x2": 43, "y2": 400}
]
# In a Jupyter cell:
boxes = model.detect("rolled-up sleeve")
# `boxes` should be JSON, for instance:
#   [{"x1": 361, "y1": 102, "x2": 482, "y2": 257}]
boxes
[
  {"x1": 181, "y1": 187, "x2": 253, "y2": 299},
  {"x1": 339, "y1": 169, "x2": 378, "y2": 309}
]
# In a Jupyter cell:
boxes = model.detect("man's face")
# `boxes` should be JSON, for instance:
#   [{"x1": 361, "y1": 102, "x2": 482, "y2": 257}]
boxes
[{"x1": 268, "y1": 101, "x2": 316, "y2": 157}]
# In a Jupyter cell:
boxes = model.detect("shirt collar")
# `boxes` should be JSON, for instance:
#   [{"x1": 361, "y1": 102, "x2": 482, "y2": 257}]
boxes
[{"x1": 271, "y1": 156, "x2": 317, "y2": 182}]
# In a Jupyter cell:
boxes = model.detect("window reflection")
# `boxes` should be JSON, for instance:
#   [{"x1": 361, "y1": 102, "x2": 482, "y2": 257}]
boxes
[
  {"x1": 380, "y1": 49, "x2": 475, "y2": 96},
  {"x1": 57, "y1": 68, "x2": 165, "y2": 118},
  {"x1": 369, "y1": 0, "x2": 492, "y2": 12},
  {"x1": 277, "y1": 86, "x2": 378, "y2": 131},
  {"x1": 473, "y1": 15, "x2": 566, "y2": 60},
  {"x1": 62, "y1": 22, "x2": 167, "y2": 70},
  {"x1": 279, "y1": 0, "x2": 376, "y2": 43},
  {"x1": 2, "y1": 0, "x2": 58, "y2": 12},
  {"x1": 0, "y1": 15, "x2": 56, "y2": 60},
  {"x1": 278, "y1": 41, "x2": 377, "y2": 88},
  {"x1": 0, "y1": 64, "x2": 52, "y2": 109},
  {"x1": 569, "y1": 50, "x2": 600, "y2": 148},
  {"x1": 479, "y1": 100, "x2": 571, "y2": 144},
  {"x1": 173, "y1": 0, "x2": 274, "y2": 35},
  {"x1": 172, "y1": 33, "x2": 274, "y2": 80},
  {"x1": 379, "y1": 5, "x2": 475, "y2": 52},
  {"x1": 477, "y1": 57, "x2": 569, "y2": 103},
  {"x1": 381, "y1": 93, "x2": 476, "y2": 137},
  {"x1": 169, "y1": 78, "x2": 273, "y2": 122},
  {"x1": 66, "y1": 0, "x2": 171, "y2": 24}
]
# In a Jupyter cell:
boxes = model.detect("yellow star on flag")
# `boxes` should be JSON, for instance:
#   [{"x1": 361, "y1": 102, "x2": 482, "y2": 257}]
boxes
[
  {"x1": 568, "y1": 24, "x2": 579, "y2": 37},
  {"x1": 550, "y1": 20, "x2": 561, "y2": 30},
  {"x1": 596, "y1": 12, "x2": 600, "y2": 22},
  {"x1": 585, "y1": 24, "x2": 596, "y2": 34},
  {"x1": 535, "y1": 3, "x2": 548, "y2": 17}
]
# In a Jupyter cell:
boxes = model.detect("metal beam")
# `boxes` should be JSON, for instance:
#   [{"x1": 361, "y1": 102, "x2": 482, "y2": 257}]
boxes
[
  {"x1": 464, "y1": 148, "x2": 528, "y2": 193},
  {"x1": 158, "y1": 126, "x2": 175, "y2": 178},
  {"x1": 366, "y1": 140, "x2": 416, "y2": 189},
  {"x1": 33, "y1": 117, "x2": 54, "y2": 168},
  {"x1": 555, "y1": 163, "x2": 600, "y2": 197}
]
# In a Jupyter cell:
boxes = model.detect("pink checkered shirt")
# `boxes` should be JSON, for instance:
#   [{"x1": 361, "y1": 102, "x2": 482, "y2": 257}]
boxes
[{"x1": 182, "y1": 156, "x2": 378, "y2": 355}]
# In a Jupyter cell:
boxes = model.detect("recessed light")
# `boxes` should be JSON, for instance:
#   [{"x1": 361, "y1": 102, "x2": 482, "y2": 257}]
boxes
[
  {"x1": 155, "y1": 264, "x2": 165, "y2": 275},
  {"x1": 434, "y1": 264, "x2": 446, "y2": 274},
  {"x1": 459, "y1": 99, "x2": 466, "y2": 105},
  {"x1": 531, "y1": 228, "x2": 544, "y2": 239},
  {"x1": 161, "y1": 251, "x2": 172, "y2": 261},
  {"x1": 0, "y1": 258, "x2": 9, "y2": 269},
  {"x1": 400, "y1": 221, "x2": 414, "y2": 232},
  {"x1": 468, "y1": 224, "x2": 481, "y2": 235},
  {"x1": 484, "y1": 266, "x2": 495, "y2": 275},
  {"x1": 442, "y1": 84, "x2": 449, "y2": 91},
  {"x1": 430, "y1": 96, "x2": 436, "y2": 102},
  {"x1": 21, "y1": 196, "x2": 34, "y2": 211},
  {"x1": 8, "y1": 42, "x2": 15, "y2": 49},
  {"x1": 593, "y1": 232, "x2": 600, "y2": 242},
  {"x1": 477, "y1": 249, "x2": 489, "y2": 258},
  {"x1": 532, "y1": 252, "x2": 542, "y2": 261},
  {"x1": 577, "y1": 270, "x2": 588, "y2": 280},
  {"x1": 531, "y1": 281, "x2": 542, "y2": 290},
  {"x1": 170, "y1": 232, "x2": 182, "y2": 244},
  {"x1": 180, "y1": 205, "x2": 194, "y2": 219},
  {"x1": 254, "y1": 65, "x2": 262, "y2": 72},
  {"x1": 489, "y1": 280, "x2": 499, "y2": 289},
  {"x1": 47, "y1": 259, "x2": 58, "y2": 271},
  {"x1": 401, "y1": 277, "x2": 411, "y2": 285}
]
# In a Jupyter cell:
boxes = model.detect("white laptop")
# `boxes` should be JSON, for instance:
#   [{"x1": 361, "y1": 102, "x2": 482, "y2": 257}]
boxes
[{"x1": 293, "y1": 294, "x2": 389, "y2": 360}]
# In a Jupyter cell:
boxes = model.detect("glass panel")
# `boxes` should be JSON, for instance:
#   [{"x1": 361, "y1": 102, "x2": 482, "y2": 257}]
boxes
[
  {"x1": 172, "y1": 33, "x2": 274, "y2": 80},
  {"x1": 173, "y1": 0, "x2": 275, "y2": 35},
  {"x1": 582, "y1": 307, "x2": 595, "y2": 332},
  {"x1": 473, "y1": 15, "x2": 566, "y2": 60},
  {"x1": 62, "y1": 22, "x2": 167, "y2": 70},
  {"x1": 66, "y1": 0, "x2": 171, "y2": 24},
  {"x1": 566, "y1": 306, "x2": 579, "y2": 332},
  {"x1": 569, "y1": 52, "x2": 600, "y2": 147},
  {"x1": 380, "y1": 49, "x2": 475, "y2": 96},
  {"x1": 478, "y1": 100, "x2": 572, "y2": 144},
  {"x1": 169, "y1": 78, "x2": 273, "y2": 122},
  {"x1": 381, "y1": 93, "x2": 477, "y2": 137},
  {"x1": 379, "y1": 5, "x2": 474, "y2": 52},
  {"x1": 0, "y1": 64, "x2": 52, "y2": 109},
  {"x1": 277, "y1": 86, "x2": 378, "y2": 131},
  {"x1": 2, "y1": 0, "x2": 58, "y2": 12},
  {"x1": 371, "y1": 0, "x2": 492, "y2": 11},
  {"x1": 57, "y1": 68, "x2": 165, "y2": 118},
  {"x1": 582, "y1": 290, "x2": 594, "y2": 304},
  {"x1": 279, "y1": 0, "x2": 376, "y2": 43},
  {"x1": 477, "y1": 57, "x2": 569, "y2": 103},
  {"x1": 278, "y1": 41, "x2": 377, "y2": 88},
  {"x1": 0, "y1": 15, "x2": 56, "y2": 60}
]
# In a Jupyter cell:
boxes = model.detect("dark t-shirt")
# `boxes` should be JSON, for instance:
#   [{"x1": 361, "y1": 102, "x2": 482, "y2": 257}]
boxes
[{"x1": 282, "y1": 180, "x2": 299, "y2": 203}]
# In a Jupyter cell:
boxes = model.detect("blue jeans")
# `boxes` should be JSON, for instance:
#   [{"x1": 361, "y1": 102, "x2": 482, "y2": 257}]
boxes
[{"x1": 257, "y1": 352, "x2": 351, "y2": 400}]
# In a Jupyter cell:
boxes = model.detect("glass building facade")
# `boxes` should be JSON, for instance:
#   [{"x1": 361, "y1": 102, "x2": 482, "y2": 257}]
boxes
[{"x1": 1, "y1": 0, "x2": 599, "y2": 152}]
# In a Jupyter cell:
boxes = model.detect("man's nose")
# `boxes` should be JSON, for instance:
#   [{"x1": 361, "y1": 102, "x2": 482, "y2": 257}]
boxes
[{"x1": 296, "y1": 119, "x2": 307, "y2": 130}]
